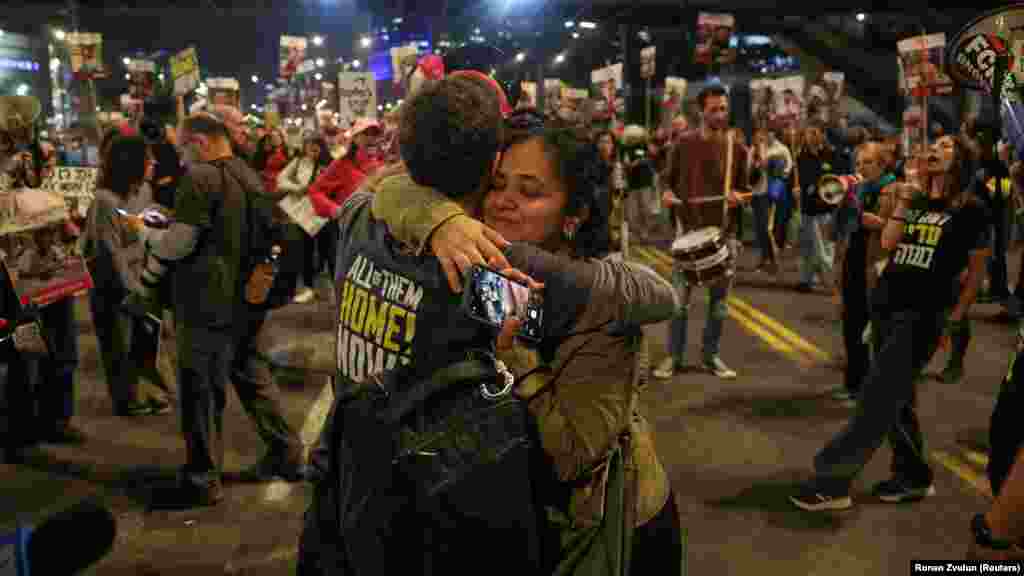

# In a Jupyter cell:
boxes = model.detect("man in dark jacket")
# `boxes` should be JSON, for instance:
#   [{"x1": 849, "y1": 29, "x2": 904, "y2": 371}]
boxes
[{"x1": 136, "y1": 108, "x2": 305, "y2": 509}]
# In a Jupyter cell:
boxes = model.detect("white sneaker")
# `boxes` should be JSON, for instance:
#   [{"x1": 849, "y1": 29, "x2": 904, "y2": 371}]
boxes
[
  {"x1": 703, "y1": 356, "x2": 737, "y2": 379},
  {"x1": 652, "y1": 357, "x2": 678, "y2": 380},
  {"x1": 293, "y1": 287, "x2": 316, "y2": 304}
]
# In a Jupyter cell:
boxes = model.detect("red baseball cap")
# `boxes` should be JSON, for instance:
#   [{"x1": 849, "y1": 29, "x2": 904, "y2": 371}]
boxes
[{"x1": 449, "y1": 70, "x2": 513, "y2": 117}]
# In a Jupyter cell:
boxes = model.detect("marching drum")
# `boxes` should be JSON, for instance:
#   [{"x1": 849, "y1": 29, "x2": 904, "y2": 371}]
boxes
[{"x1": 670, "y1": 227, "x2": 734, "y2": 286}]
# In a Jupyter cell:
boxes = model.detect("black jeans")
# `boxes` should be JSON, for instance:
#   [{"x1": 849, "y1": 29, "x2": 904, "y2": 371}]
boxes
[
  {"x1": 316, "y1": 221, "x2": 338, "y2": 280},
  {"x1": 631, "y1": 491, "x2": 683, "y2": 574},
  {"x1": 842, "y1": 258, "x2": 870, "y2": 395},
  {"x1": 988, "y1": 191, "x2": 1010, "y2": 296},
  {"x1": 814, "y1": 308, "x2": 943, "y2": 491}
]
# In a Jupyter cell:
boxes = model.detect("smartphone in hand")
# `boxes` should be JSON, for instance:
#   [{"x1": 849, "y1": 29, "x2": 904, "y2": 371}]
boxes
[{"x1": 461, "y1": 264, "x2": 544, "y2": 342}]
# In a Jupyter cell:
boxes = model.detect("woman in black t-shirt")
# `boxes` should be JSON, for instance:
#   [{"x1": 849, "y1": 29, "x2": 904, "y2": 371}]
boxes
[{"x1": 792, "y1": 135, "x2": 990, "y2": 512}]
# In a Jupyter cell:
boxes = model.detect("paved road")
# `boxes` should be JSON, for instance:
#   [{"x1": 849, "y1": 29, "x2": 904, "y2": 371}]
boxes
[{"x1": 1, "y1": 242, "x2": 1015, "y2": 574}]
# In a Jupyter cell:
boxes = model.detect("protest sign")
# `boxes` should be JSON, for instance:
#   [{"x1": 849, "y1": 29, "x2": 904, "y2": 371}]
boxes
[
  {"x1": 40, "y1": 167, "x2": 97, "y2": 219},
  {"x1": 280, "y1": 36, "x2": 307, "y2": 80},
  {"x1": 640, "y1": 46, "x2": 657, "y2": 79},
  {"x1": 695, "y1": 13, "x2": 736, "y2": 66},
  {"x1": 337, "y1": 72, "x2": 377, "y2": 128},
  {"x1": 898, "y1": 33, "x2": 954, "y2": 96},
  {"x1": 169, "y1": 47, "x2": 200, "y2": 96},
  {"x1": 66, "y1": 32, "x2": 106, "y2": 79},
  {"x1": 278, "y1": 194, "x2": 328, "y2": 237},
  {"x1": 207, "y1": 77, "x2": 240, "y2": 108},
  {"x1": 126, "y1": 59, "x2": 156, "y2": 99}
]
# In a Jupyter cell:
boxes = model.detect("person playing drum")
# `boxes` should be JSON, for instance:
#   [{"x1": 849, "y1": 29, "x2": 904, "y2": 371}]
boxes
[{"x1": 653, "y1": 85, "x2": 752, "y2": 381}]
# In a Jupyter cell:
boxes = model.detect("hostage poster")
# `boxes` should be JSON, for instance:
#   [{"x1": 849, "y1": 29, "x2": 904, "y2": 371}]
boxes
[
  {"x1": 590, "y1": 63, "x2": 624, "y2": 123},
  {"x1": 544, "y1": 79, "x2": 562, "y2": 119},
  {"x1": 207, "y1": 77, "x2": 240, "y2": 108},
  {"x1": 695, "y1": 13, "x2": 736, "y2": 67},
  {"x1": 0, "y1": 187, "x2": 91, "y2": 307},
  {"x1": 280, "y1": 36, "x2": 307, "y2": 80},
  {"x1": 126, "y1": 59, "x2": 157, "y2": 100},
  {"x1": 662, "y1": 77, "x2": 688, "y2": 124},
  {"x1": 519, "y1": 81, "x2": 537, "y2": 110},
  {"x1": 40, "y1": 166, "x2": 97, "y2": 220},
  {"x1": 804, "y1": 72, "x2": 844, "y2": 125},
  {"x1": 66, "y1": 32, "x2": 106, "y2": 79},
  {"x1": 169, "y1": 47, "x2": 200, "y2": 96},
  {"x1": 337, "y1": 72, "x2": 377, "y2": 128},
  {"x1": 898, "y1": 33, "x2": 953, "y2": 97},
  {"x1": 749, "y1": 75, "x2": 805, "y2": 131}
]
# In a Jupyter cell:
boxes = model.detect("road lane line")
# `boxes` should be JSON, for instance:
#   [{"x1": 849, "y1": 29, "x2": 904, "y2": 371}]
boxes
[
  {"x1": 728, "y1": 296, "x2": 832, "y2": 363},
  {"x1": 264, "y1": 378, "x2": 334, "y2": 503},
  {"x1": 964, "y1": 450, "x2": 990, "y2": 469},
  {"x1": 931, "y1": 450, "x2": 993, "y2": 500}
]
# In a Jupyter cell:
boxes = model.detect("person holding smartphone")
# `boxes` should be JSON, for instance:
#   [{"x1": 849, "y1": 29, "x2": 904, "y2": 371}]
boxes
[{"x1": 371, "y1": 111, "x2": 683, "y2": 573}]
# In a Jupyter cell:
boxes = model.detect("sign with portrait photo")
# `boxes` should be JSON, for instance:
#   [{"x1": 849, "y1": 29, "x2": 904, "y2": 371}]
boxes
[
  {"x1": 695, "y1": 13, "x2": 736, "y2": 66},
  {"x1": 40, "y1": 166, "x2": 97, "y2": 219},
  {"x1": 280, "y1": 36, "x2": 307, "y2": 80},
  {"x1": 126, "y1": 59, "x2": 157, "y2": 100},
  {"x1": 337, "y1": 72, "x2": 377, "y2": 128},
  {"x1": 66, "y1": 32, "x2": 106, "y2": 79},
  {"x1": 898, "y1": 33, "x2": 954, "y2": 96},
  {"x1": 207, "y1": 77, "x2": 241, "y2": 108}
]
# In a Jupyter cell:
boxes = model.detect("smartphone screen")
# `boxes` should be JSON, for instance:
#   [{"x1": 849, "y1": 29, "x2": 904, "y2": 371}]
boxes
[{"x1": 464, "y1": 266, "x2": 544, "y2": 342}]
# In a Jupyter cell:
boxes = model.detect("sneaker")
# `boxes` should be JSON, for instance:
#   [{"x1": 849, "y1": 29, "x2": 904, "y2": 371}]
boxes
[
  {"x1": 39, "y1": 423, "x2": 87, "y2": 445},
  {"x1": 789, "y1": 481, "x2": 853, "y2": 511},
  {"x1": 233, "y1": 448, "x2": 309, "y2": 483},
  {"x1": 147, "y1": 397, "x2": 173, "y2": 415},
  {"x1": 652, "y1": 357, "x2": 680, "y2": 380},
  {"x1": 293, "y1": 287, "x2": 316, "y2": 304},
  {"x1": 703, "y1": 356, "x2": 737, "y2": 379},
  {"x1": 871, "y1": 478, "x2": 935, "y2": 503},
  {"x1": 149, "y1": 476, "x2": 224, "y2": 510},
  {"x1": 115, "y1": 401, "x2": 153, "y2": 417},
  {"x1": 831, "y1": 388, "x2": 854, "y2": 401}
]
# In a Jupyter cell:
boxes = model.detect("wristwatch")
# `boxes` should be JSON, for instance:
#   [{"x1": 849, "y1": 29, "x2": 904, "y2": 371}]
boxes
[{"x1": 972, "y1": 513, "x2": 1014, "y2": 550}]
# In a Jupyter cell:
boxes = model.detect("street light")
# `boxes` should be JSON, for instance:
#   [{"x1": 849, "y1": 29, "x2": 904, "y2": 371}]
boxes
[
  {"x1": 515, "y1": 52, "x2": 525, "y2": 62},
  {"x1": 122, "y1": 57, "x2": 131, "y2": 66},
  {"x1": 572, "y1": 32, "x2": 580, "y2": 39},
  {"x1": 855, "y1": 12, "x2": 867, "y2": 22},
  {"x1": 124, "y1": 73, "x2": 131, "y2": 80},
  {"x1": 360, "y1": 36, "x2": 372, "y2": 48},
  {"x1": 564, "y1": 21, "x2": 575, "y2": 28},
  {"x1": 579, "y1": 21, "x2": 597, "y2": 29},
  {"x1": 158, "y1": 73, "x2": 165, "y2": 81},
  {"x1": 53, "y1": 29, "x2": 65, "y2": 41},
  {"x1": 352, "y1": 59, "x2": 361, "y2": 69},
  {"x1": 554, "y1": 53, "x2": 565, "y2": 64},
  {"x1": 251, "y1": 75, "x2": 259, "y2": 83},
  {"x1": 315, "y1": 72, "x2": 323, "y2": 81},
  {"x1": 316, "y1": 58, "x2": 325, "y2": 68},
  {"x1": 312, "y1": 35, "x2": 324, "y2": 46},
  {"x1": 15, "y1": 84, "x2": 28, "y2": 96}
]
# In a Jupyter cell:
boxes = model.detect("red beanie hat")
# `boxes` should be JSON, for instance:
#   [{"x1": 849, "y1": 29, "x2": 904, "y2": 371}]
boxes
[{"x1": 449, "y1": 70, "x2": 513, "y2": 117}]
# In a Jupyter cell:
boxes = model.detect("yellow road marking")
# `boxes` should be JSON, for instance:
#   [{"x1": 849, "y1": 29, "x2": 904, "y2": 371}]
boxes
[
  {"x1": 931, "y1": 450, "x2": 993, "y2": 501},
  {"x1": 964, "y1": 450, "x2": 990, "y2": 469}
]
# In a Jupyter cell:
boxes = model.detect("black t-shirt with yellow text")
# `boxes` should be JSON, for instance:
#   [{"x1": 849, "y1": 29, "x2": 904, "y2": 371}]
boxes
[{"x1": 873, "y1": 197, "x2": 989, "y2": 314}]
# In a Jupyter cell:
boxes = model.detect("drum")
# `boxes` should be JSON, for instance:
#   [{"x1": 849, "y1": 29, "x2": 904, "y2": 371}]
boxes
[{"x1": 670, "y1": 227, "x2": 734, "y2": 286}]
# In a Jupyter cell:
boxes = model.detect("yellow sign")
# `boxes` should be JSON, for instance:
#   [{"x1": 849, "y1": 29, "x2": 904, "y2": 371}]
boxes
[{"x1": 169, "y1": 47, "x2": 200, "y2": 96}]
